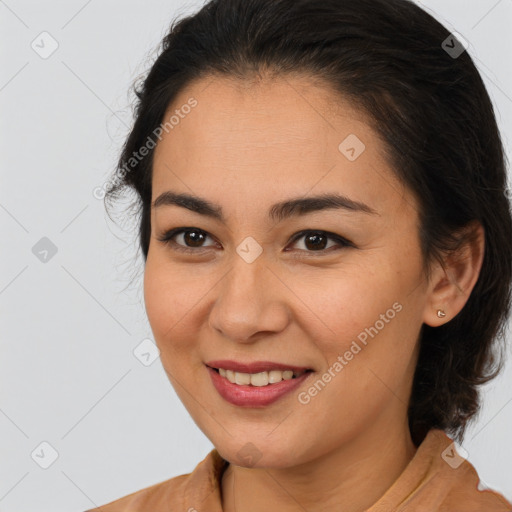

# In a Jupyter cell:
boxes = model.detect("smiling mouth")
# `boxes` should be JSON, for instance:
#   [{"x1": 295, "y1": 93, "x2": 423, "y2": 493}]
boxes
[{"x1": 208, "y1": 366, "x2": 313, "y2": 387}]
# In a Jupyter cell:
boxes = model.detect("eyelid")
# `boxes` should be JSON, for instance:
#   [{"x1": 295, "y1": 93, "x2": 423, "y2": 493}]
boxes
[
  {"x1": 156, "y1": 227, "x2": 354, "y2": 254},
  {"x1": 156, "y1": 227, "x2": 218, "y2": 252},
  {"x1": 287, "y1": 229, "x2": 354, "y2": 251}
]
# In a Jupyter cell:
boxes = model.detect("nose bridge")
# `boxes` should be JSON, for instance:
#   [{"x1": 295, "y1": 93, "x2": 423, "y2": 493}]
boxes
[{"x1": 208, "y1": 252, "x2": 288, "y2": 342}]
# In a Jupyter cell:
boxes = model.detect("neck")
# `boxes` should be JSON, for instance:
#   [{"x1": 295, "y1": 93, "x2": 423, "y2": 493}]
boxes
[{"x1": 221, "y1": 417, "x2": 417, "y2": 512}]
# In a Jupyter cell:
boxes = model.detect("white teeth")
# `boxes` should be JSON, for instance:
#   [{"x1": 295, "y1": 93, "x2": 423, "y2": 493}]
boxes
[
  {"x1": 216, "y1": 368, "x2": 303, "y2": 386},
  {"x1": 250, "y1": 371, "x2": 268, "y2": 386},
  {"x1": 226, "y1": 369, "x2": 236, "y2": 383},
  {"x1": 235, "y1": 372, "x2": 251, "y2": 385},
  {"x1": 268, "y1": 370, "x2": 283, "y2": 383}
]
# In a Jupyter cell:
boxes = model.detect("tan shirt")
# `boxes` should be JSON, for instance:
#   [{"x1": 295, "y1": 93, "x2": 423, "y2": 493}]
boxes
[{"x1": 86, "y1": 429, "x2": 512, "y2": 511}]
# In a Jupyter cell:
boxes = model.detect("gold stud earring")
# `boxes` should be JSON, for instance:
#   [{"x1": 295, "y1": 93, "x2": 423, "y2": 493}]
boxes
[{"x1": 437, "y1": 309, "x2": 446, "y2": 318}]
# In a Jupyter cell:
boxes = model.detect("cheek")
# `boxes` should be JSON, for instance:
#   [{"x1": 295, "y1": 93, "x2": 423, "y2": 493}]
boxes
[
  {"x1": 290, "y1": 263, "x2": 417, "y2": 383},
  {"x1": 144, "y1": 257, "x2": 197, "y2": 345},
  {"x1": 143, "y1": 254, "x2": 218, "y2": 366},
  {"x1": 294, "y1": 303, "x2": 417, "y2": 449},
  {"x1": 143, "y1": 259, "x2": 209, "y2": 402},
  {"x1": 144, "y1": 260, "x2": 175, "y2": 336},
  {"x1": 289, "y1": 265, "x2": 387, "y2": 344}
]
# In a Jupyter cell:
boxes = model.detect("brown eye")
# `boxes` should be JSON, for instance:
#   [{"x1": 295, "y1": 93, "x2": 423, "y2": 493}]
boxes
[
  {"x1": 157, "y1": 227, "x2": 218, "y2": 253},
  {"x1": 181, "y1": 229, "x2": 207, "y2": 247},
  {"x1": 287, "y1": 230, "x2": 353, "y2": 254}
]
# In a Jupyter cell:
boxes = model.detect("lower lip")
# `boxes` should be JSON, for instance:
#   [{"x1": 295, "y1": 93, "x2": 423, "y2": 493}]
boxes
[{"x1": 206, "y1": 365, "x2": 312, "y2": 407}]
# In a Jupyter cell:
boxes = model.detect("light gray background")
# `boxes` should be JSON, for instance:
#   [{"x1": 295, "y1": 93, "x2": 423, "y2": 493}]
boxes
[{"x1": 1, "y1": 1, "x2": 511, "y2": 510}]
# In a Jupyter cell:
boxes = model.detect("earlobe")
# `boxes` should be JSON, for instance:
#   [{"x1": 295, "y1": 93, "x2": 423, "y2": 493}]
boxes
[{"x1": 423, "y1": 221, "x2": 485, "y2": 327}]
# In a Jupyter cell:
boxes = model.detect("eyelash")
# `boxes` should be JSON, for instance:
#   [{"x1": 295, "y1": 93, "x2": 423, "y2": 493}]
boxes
[{"x1": 156, "y1": 227, "x2": 354, "y2": 256}]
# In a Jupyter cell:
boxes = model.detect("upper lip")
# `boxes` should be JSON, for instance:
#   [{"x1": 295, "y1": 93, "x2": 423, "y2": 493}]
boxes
[{"x1": 205, "y1": 360, "x2": 312, "y2": 374}]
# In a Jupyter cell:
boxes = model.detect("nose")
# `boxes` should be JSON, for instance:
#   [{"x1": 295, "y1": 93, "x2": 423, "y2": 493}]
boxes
[{"x1": 208, "y1": 255, "x2": 290, "y2": 343}]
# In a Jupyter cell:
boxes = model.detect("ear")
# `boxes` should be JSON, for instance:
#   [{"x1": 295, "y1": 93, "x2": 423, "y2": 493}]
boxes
[{"x1": 423, "y1": 220, "x2": 485, "y2": 327}]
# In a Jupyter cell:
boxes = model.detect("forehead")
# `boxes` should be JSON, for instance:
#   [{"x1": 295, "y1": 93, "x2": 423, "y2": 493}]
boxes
[
  {"x1": 158, "y1": 72, "x2": 370, "y2": 150},
  {"x1": 151, "y1": 74, "x2": 413, "y2": 219}
]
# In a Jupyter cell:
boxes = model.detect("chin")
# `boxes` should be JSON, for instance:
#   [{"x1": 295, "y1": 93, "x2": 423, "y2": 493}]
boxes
[{"x1": 216, "y1": 437, "x2": 300, "y2": 469}]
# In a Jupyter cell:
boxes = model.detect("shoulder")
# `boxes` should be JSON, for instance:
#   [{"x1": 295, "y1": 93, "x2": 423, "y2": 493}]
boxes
[
  {"x1": 372, "y1": 429, "x2": 512, "y2": 512},
  {"x1": 83, "y1": 448, "x2": 228, "y2": 512},
  {"x1": 431, "y1": 430, "x2": 511, "y2": 511}
]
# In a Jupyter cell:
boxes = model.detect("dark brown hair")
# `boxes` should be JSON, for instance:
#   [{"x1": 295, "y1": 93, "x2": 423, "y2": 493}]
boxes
[{"x1": 105, "y1": 0, "x2": 512, "y2": 445}]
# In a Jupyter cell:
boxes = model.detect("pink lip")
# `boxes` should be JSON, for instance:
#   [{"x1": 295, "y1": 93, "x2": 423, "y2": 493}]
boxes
[
  {"x1": 206, "y1": 365, "x2": 313, "y2": 407},
  {"x1": 205, "y1": 360, "x2": 312, "y2": 374}
]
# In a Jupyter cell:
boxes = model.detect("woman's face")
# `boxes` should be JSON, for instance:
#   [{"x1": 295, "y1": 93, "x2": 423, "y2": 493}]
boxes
[{"x1": 145, "y1": 74, "x2": 432, "y2": 467}]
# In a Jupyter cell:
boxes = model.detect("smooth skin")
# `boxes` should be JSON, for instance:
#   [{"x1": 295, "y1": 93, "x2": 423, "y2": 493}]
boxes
[{"x1": 144, "y1": 73, "x2": 485, "y2": 512}]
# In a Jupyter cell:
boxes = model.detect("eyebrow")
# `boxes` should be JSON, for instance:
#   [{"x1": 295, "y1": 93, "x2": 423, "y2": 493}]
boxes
[{"x1": 151, "y1": 191, "x2": 379, "y2": 222}]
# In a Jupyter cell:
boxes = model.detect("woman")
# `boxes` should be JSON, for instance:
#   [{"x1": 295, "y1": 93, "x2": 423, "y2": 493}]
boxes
[{"x1": 88, "y1": 0, "x2": 512, "y2": 510}]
